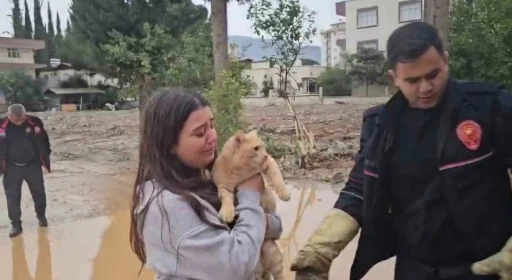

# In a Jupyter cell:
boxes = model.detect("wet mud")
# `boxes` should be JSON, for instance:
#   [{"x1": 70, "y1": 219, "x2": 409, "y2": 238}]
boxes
[{"x1": 0, "y1": 179, "x2": 394, "y2": 279}]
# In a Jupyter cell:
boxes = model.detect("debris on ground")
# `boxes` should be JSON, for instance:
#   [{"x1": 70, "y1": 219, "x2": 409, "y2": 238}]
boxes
[{"x1": 34, "y1": 98, "x2": 385, "y2": 184}]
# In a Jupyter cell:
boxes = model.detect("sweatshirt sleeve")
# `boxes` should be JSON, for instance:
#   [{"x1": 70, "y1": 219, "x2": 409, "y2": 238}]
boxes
[
  {"x1": 265, "y1": 212, "x2": 283, "y2": 240},
  {"x1": 174, "y1": 189, "x2": 266, "y2": 280}
]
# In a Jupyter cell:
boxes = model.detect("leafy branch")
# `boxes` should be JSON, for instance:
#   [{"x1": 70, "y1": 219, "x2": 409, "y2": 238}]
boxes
[{"x1": 247, "y1": 0, "x2": 317, "y2": 167}]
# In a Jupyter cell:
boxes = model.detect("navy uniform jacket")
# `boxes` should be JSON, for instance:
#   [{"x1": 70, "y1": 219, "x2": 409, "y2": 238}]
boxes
[
  {"x1": 334, "y1": 78, "x2": 512, "y2": 280},
  {"x1": 0, "y1": 115, "x2": 51, "y2": 175}
]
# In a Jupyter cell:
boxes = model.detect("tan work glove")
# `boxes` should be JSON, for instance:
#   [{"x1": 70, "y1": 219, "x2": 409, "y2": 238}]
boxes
[
  {"x1": 471, "y1": 237, "x2": 512, "y2": 280},
  {"x1": 291, "y1": 208, "x2": 360, "y2": 280}
]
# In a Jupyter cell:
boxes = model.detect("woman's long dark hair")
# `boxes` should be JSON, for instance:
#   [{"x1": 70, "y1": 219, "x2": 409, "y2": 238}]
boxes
[{"x1": 129, "y1": 87, "x2": 223, "y2": 267}]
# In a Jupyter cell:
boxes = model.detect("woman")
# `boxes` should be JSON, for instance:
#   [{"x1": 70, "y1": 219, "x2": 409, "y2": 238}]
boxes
[{"x1": 130, "y1": 88, "x2": 283, "y2": 280}]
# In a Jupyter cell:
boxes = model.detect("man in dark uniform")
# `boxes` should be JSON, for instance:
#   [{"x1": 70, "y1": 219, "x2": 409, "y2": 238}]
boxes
[
  {"x1": 0, "y1": 104, "x2": 51, "y2": 238},
  {"x1": 290, "y1": 22, "x2": 512, "y2": 280}
]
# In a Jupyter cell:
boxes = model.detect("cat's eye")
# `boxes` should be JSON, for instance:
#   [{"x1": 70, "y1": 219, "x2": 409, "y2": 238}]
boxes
[{"x1": 254, "y1": 146, "x2": 259, "y2": 151}]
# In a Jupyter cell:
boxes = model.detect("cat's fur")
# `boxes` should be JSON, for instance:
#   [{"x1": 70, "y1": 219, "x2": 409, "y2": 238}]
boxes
[{"x1": 211, "y1": 130, "x2": 291, "y2": 280}]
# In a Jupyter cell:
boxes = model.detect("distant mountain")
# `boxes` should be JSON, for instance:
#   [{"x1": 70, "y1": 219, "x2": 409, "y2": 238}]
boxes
[{"x1": 228, "y1": 35, "x2": 321, "y2": 64}]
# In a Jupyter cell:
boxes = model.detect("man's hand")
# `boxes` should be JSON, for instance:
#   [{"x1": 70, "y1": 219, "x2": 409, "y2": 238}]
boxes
[
  {"x1": 472, "y1": 237, "x2": 512, "y2": 280},
  {"x1": 43, "y1": 168, "x2": 49, "y2": 175},
  {"x1": 290, "y1": 209, "x2": 360, "y2": 280}
]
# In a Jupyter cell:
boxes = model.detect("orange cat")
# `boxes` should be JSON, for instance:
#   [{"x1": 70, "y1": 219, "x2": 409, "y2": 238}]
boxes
[{"x1": 211, "y1": 130, "x2": 291, "y2": 280}]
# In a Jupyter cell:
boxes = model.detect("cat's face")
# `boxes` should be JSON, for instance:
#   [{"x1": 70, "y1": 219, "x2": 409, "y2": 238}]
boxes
[{"x1": 232, "y1": 130, "x2": 268, "y2": 169}]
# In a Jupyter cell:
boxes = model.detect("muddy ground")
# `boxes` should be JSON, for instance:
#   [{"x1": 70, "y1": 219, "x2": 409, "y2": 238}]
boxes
[{"x1": 0, "y1": 96, "x2": 395, "y2": 280}]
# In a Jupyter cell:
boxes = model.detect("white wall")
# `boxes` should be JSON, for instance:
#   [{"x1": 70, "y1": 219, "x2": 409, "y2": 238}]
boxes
[
  {"x1": 243, "y1": 60, "x2": 326, "y2": 96},
  {"x1": 345, "y1": 0, "x2": 423, "y2": 54},
  {"x1": 320, "y1": 23, "x2": 347, "y2": 67},
  {"x1": 39, "y1": 69, "x2": 119, "y2": 88}
]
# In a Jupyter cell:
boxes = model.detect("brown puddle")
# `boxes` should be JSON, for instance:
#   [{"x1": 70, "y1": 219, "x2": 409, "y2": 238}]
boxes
[{"x1": 0, "y1": 183, "x2": 394, "y2": 279}]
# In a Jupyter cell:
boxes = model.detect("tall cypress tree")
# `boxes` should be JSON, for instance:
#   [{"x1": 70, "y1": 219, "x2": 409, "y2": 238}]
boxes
[
  {"x1": 46, "y1": 2, "x2": 56, "y2": 59},
  {"x1": 66, "y1": 20, "x2": 71, "y2": 34},
  {"x1": 11, "y1": 0, "x2": 24, "y2": 38},
  {"x1": 33, "y1": 0, "x2": 47, "y2": 64},
  {"x1": 23, "y1": 0, "x2": 33, "y2": 38},
  {"x1": 54, "y1": 12, "x2": 63, "y2": 58},
  {"x1": 56, "y1": 13, "x2": 62, "y2": 37}
]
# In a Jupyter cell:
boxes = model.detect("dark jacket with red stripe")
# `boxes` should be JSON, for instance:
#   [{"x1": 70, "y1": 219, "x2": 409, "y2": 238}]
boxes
[
  {"x1": 334, "y1": 79, "x2": 512, "y2": 280},
  {"x1": 0, "y1": 115, "x2": 51, "y2": 175}
]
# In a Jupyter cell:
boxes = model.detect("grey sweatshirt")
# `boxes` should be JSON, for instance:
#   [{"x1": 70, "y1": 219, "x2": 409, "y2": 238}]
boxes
[{"x1": 135, "y1": 181, "x2": 283, "y2": 280}]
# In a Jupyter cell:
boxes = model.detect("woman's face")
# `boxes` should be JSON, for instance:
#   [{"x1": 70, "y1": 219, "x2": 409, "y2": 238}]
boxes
[{"x1": 174, "y1": 106, "x2": 217, "y2": 169}]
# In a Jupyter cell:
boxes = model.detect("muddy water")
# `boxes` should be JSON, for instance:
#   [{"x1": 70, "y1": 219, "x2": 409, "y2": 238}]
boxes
[{"x1": 0, "y1": 181, "x2": 394, "y2": 280}]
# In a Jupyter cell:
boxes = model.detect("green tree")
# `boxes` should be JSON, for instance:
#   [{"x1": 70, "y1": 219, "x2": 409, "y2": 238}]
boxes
[
  {"x1": 0, "y1": 70, "x2": 45, "y2": 106},
  {"x1": 54, "y1": 12, "x2": 63, "y2": 49},
  {"x1": 449, "y1": 0, "x2": 512, "y2": 90},
  {"x1": 56, "y1": 31, "x2": 98, "y2": 70},
  {"x1": 346, "y1": 48, "x2": 387, "y2": 97},
  {"x1": 33, "y1": 0, "x2": 47, "y2": 64},
  {"x1": 65, "y1": 20, "x2": 71, "y2": 34},
  {"x1": 163, "y1": 24, "x2": 215, "y2": 91},
  {"x1": 101, "y1": 23, "x2": 187, "y2": 115},
  {"x1": 248, "y1": 0, "x2": 317, "y2": 97},
  {"x1": 23, "y1": 0, "x2": 32, "y2": 38},
  {"x1": 46, "y1": 2, "x2": 56, "y2": 59},
  {"x1": 11, "y1": 0, "x2": 24, "y2": 38},
  {"x1": 68, "y1": 0, "x2": 209, "y2": 110},
  {"x1": 205, "y1": 68, "x2": 250, "y2": 148},
  {"x1": 317, "y1": 67, "x2": 353, "y2": 96},
  {"x1": 55, "y1": 13, "x2": 62, "y2": 37},
  {"x1": 247, "y1": 0, "x2": 317, "y2": 167}
]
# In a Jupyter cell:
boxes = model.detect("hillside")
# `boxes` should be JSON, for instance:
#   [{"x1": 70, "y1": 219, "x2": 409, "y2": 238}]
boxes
[{"x1": 228, "y1": 35, "x2": 321, "y2": 63}]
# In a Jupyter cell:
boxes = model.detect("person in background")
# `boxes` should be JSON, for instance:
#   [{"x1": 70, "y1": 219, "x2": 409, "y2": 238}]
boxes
[
  {"x1": 129, "y1": 88, "x2": 283, "y2": 280},
  {"x1": 0, "y1": 104, "x2": 51, "y2": 238},
  {"x1": 290, "y1": 22, "x2": 512, "y2": 280}
]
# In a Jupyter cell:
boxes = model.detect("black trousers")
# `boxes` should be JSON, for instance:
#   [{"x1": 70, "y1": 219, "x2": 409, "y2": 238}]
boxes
[
  {"x1": 2, "y1": 162, "x2": 46, "y2": 225},
  {"x1": 395, "y1": 258, "x2": 499, "y2": 280}
]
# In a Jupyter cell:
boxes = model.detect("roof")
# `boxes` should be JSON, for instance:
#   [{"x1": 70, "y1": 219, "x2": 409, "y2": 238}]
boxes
[
  {"x1": 45, "y1": 88, "x2": 105, "y2": 95},
  {"x1": 0, "y1": 37, "x2": 45, "y2": 50}
]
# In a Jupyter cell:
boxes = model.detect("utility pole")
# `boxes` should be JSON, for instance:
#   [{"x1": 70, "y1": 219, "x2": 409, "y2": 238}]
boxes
[{"x1": 424, "y1": 0, "x2": 451, "y2": 48}]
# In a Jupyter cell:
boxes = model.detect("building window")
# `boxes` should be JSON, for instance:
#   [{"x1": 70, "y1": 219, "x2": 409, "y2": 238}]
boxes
[
  {"x1": 357, "y1": 40, "x2": 378, "y2": 52},
  {"x1": 399, "y1": 0, "x2": 422, "y2": 23},
  {"x1": 7, "y1": 48, "x2": 20, "y2": 58},
  {"x1": 357, "y1": 7, "x2": 378, "y2": 28}
]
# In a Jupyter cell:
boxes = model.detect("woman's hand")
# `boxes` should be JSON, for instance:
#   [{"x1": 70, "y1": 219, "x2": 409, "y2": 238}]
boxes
[{"x1": 238, "y1": 174, "x2": 265, "y2": 194}]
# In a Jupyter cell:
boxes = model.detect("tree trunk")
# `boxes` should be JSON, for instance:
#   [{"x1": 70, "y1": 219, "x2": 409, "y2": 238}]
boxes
[
  {"x1": 424, "y1": 0, "x2": 451, "y2": 49},
  {"x1": 138, "y1": 76, "x2": 155, "y2": 132},
  {"x1": 211, "y1": 0, "x2": 229, "y2": 87}
]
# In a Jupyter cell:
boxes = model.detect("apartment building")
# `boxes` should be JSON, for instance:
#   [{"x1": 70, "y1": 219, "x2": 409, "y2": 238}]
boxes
[
  {"x1": 336, "y1": 0, "x2": 423, "y2": 54},
  {"x1": 243, "y1": 59, "x2": 326, "y2": 96},
  {"x1": 0, "y1": 37, "x2": 46, "y2": 77},
  {"x1": 320, "y1": 22, "x2": 347, "y2": 67}
]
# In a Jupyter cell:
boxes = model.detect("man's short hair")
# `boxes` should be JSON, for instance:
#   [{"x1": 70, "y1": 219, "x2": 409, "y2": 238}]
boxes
[
  {"x1": 8, "y1": 104, "x2": 26, "y2": 117},
  {"x1": 386, "y1": 22, "x2": 445, "y2": 69}
]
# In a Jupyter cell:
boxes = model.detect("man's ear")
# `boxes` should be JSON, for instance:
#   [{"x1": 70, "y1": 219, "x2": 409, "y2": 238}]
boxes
[{"x1": 388, "y1": 69, "x2": 398, "y2": 87}]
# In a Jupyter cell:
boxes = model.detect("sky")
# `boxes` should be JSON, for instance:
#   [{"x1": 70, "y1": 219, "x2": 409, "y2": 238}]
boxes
[{"x1": 0, "y1": 0, "x2": 342, "y2": 46}]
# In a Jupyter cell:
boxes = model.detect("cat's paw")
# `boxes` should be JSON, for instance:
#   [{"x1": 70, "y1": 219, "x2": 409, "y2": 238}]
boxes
[
  {"x1": 218, "y1": 204, "x2": 236, "y2": 223},
  {"x1": 278, "y1": 189, "x2": 291, "y2": 201}
]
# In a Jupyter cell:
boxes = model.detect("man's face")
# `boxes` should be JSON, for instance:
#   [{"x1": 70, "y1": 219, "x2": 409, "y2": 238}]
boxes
[
  {"x1": 8, "y1": 113, "x2": 26, "y2": 126},
  {"x1": 388, "y1": 46, "x2": 450, "y2": 109}
]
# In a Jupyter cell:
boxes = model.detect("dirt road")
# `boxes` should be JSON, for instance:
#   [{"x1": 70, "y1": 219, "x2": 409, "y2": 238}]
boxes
[{"x1": 0, "y1": 97, "x2": 395, "y2": 280}]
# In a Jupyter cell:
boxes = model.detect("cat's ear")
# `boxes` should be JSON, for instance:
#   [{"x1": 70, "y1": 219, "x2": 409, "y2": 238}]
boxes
[
  {"x1": 247, "y1": 129, "x2": 259, "y2": 137},
  {"x1": 234, "y1": 130, "x2": 245, "y2": 146}
]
